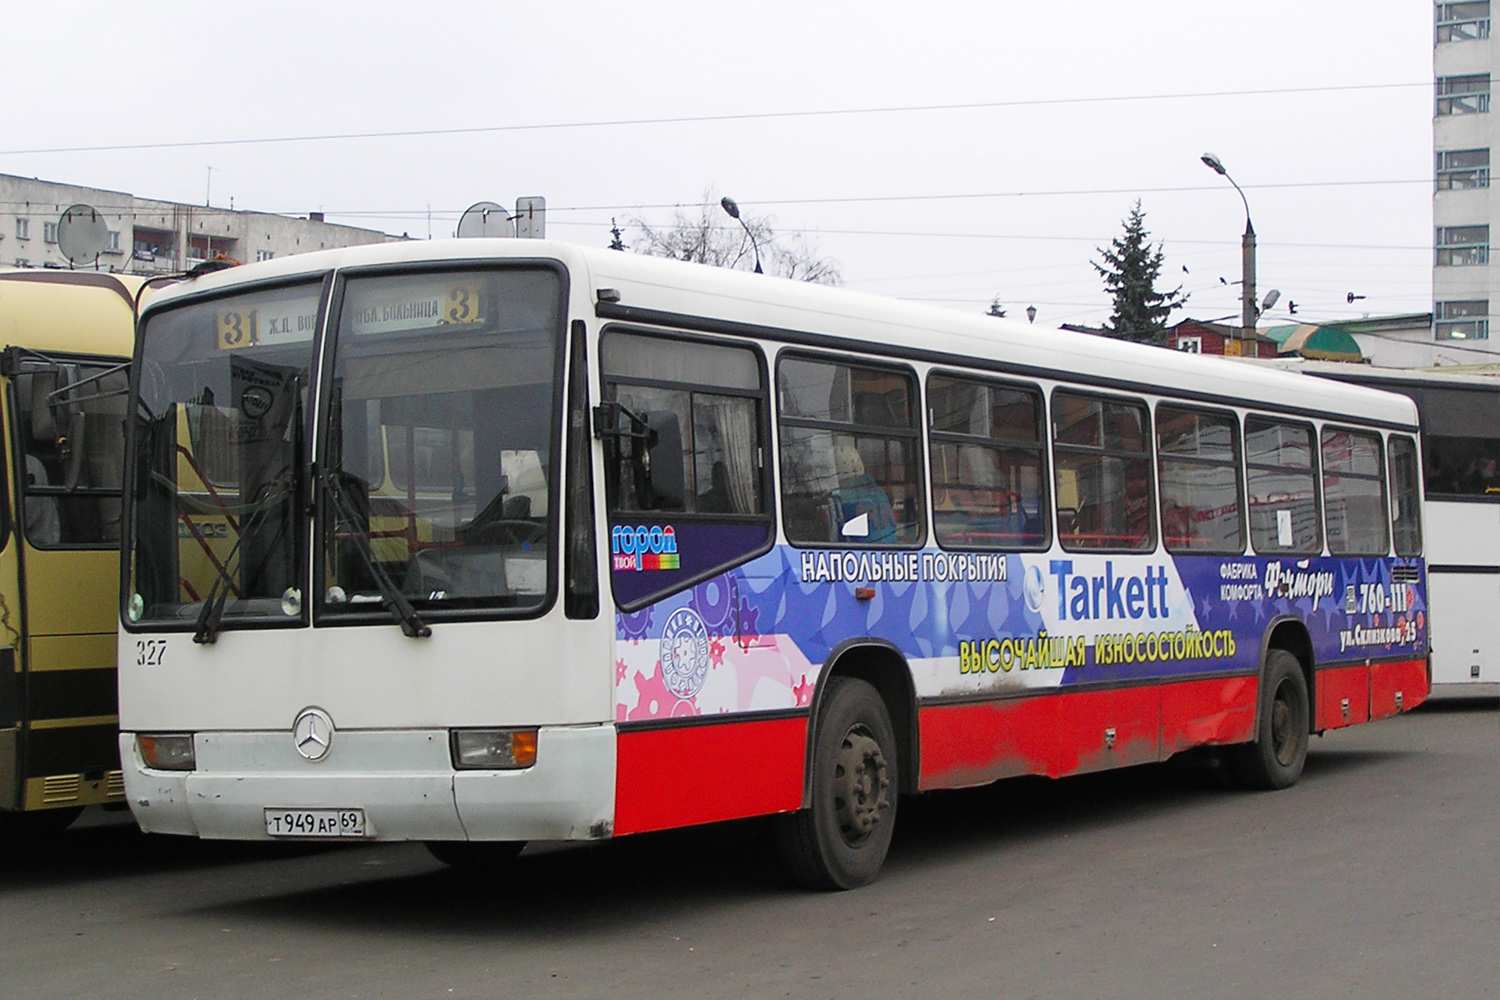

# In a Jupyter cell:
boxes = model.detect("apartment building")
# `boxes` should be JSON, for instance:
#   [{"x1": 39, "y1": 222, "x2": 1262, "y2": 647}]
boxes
[
  {"x1": 1435, "y1": 2, "x2": 1500, "y2": 353},
  {"x1": 0, "y1": 173, "x2": 396, "y2": 274}
]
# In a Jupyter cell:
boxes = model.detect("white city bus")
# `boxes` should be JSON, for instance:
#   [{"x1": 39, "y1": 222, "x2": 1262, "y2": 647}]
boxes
[
  {"x1": 119, "y1": 242, "x2": 1428, "y2": 888},
  {"x1": 1248, "y1": 359, "x2": 1499, "y2": 690}
]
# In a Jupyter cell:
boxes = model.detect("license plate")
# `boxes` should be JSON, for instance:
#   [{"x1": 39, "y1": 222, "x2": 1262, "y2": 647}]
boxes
[{"x1": 264, "y1": 808, "x2": 366, "y2": 838}]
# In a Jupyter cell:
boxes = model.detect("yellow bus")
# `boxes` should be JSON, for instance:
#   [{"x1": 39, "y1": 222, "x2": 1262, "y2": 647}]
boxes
[{"x1": 0, "y1": 269, "x2": 138, "y2": 835}]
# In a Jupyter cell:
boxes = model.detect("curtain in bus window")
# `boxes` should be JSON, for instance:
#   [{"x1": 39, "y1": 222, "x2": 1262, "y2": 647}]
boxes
[
  {"x1": 1410, "y1": 386, "x2": 1500, "y2": 497},
  {"x1": 696, "y1": 396, "x2": 759, "y2": 513},
  {"x1": 1388, "y1": 435, "x2": 1423, "y2": 556},
  {"x1": 1052, "y1": 392, "x2": 1153, "y2": 552},
  {"x1": 1322, "y1": 429, "x2": 1389, "y2": 556},
  {"x1": 1155, "y1": 406, "x2": 1244, "y2": 554},
  {"x1": 1245, "y1": 418, "x2": 1321, "y2": 554}
]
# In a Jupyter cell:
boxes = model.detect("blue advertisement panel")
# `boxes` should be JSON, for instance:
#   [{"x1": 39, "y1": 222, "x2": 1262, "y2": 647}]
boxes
[{"x1": 611, "y1": 531, "x2": 1426, "y2": 724}]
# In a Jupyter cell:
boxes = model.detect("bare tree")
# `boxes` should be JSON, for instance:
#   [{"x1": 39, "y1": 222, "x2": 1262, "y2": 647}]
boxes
[{"x1": 629, "y1": 191, "x2": 841, "y2": 285}]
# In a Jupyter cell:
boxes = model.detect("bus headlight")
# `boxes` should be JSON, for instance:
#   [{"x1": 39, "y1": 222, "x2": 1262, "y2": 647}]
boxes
[
  {"x1": 450, "y1": 729, "x2": 538, "y2": 769},
  {"x1": 137, "y1": 734, "x2": 196, "y2": 771}
]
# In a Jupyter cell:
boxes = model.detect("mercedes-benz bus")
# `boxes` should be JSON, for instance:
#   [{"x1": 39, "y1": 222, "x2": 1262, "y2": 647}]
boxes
[{"x1": 118, "y1": 242, "x2": 1427, "y2": 887}]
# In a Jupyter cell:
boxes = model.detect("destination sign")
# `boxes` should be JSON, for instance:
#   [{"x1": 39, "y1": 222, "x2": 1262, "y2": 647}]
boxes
[
  {"x1": 216, "y1": 294, "x2": 321, "y2": 351},
  {"x1": 346, "y1": 280, "x2": 485, "y2": 336}
]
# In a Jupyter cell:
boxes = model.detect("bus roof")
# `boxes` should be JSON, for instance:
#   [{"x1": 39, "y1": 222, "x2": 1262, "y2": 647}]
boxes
[
  {"x1": 0, "y1": 269, "x2": 142, "y2": 359},
  {"x1": 140, "y1": 239, "x2": 1421, "y2": 431},
  {"x1": 1234, "y1": 355, "x2": 1500, "y2": 392}
]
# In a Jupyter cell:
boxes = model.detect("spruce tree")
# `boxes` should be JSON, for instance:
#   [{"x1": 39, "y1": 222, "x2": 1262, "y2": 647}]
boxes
[
  {"x1": 1092, "y1": 201, "x2": 1186, "y2": 345},
  {"x1": 608, "y1": 218, "x2": 626, "y2": 251}
]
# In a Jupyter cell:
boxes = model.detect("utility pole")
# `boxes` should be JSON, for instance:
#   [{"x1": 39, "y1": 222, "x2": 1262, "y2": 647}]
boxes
[{"x1": 1201, "y1": 153, "x2": 1257, "y2": 336}]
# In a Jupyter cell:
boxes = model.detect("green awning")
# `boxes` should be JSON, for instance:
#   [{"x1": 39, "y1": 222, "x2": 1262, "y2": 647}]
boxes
[{"x1": 1274, "y1": 323, "x2": 1364, "y2": 362}]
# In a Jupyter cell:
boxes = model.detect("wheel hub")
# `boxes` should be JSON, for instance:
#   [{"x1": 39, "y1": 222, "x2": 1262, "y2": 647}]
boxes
[
  {"x1": 833, "y1": 725, "x2": 891, "y2": 846},
  {"x1": 1271, "y1": 682, "x2": 1297, "y2": 766}
]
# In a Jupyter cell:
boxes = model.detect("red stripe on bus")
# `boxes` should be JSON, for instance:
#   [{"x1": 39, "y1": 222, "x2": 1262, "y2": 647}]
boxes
[
  {"x1": 1370, "y1": 658, "x2": 1429, "y2": 719},
  {"x1": 1315, "y1": 658, "x2": 1430, "y2": 729},
  {"x1": 917, "y1": 676, "x2": 1260, "y2": 790},
  {"x1": 614, "y1": 716, "x2": 807, "y2": 836},
  {"x1": 1316, "y1": 664, "x2": 1371, "y2": 730},
  {"x1": 1159, "y1": 674, "x2": 1258, "y2": 754}
]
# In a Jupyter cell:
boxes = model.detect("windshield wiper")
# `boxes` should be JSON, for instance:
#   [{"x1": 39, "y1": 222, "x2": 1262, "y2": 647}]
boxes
[
  {"x1": 192, "y1": 471, "x2": 296, "y2": 645},
  {"x1": 320, "y1": 471, "x2": 431, "y2": 639}
]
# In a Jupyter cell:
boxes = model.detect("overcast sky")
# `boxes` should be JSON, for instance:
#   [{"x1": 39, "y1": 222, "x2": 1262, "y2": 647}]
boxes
[{"x1": 2, "y1": 1, "x2": 1432, "y2": 329}]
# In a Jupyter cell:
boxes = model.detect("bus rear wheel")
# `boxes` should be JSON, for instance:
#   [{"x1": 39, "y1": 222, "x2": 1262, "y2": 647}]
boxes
[
  {"x1": 1230, "y1": 650, "x2": 1309, "y2": 790},
  {"x1": 776, "y1": 676, "x2": 898, "y2": 890},
  {"x1": 424, "y1": 840, "x2": 526, "y2": 871}
]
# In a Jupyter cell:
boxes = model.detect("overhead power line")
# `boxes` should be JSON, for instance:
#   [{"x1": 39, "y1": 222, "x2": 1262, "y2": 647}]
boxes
[
  {"x1": 289, "y1": 177, "x2": 1426, "y2": 219},
  {"x1": 0, "y1": 82, "x2": 1428, "y2": 156}
]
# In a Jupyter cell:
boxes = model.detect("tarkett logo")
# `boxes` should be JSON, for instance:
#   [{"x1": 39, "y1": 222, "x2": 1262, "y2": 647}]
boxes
[{"x1": 611, "y1": 524, "x2": 680, "y2": 571}]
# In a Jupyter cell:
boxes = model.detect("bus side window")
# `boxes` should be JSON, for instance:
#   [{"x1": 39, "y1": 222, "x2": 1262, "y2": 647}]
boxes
[
  {"x1": 599, "y1": 329, "x2": 773, "y2": 609},
  {"x1": 1245, "y1": 417, "x2": 1322, "y2": 555},
  {"x1": 927, "y1": 373, "x2": 1047, "y2": 550},
  {"x1": 1389, "y1": 435, "x2": 1423, "y2": 556},
  {"x1": 599, "y1": 332, "x2": 767, "y2": 518},
  {"x1": 777, "y1": 356, "x2": 924, "y2": 547},
  {"x1": 1405, "y1": 384, "x2": 1500, "y2": 498},
  {"x1": 1052, "y1": 390, "x2": 1154, "y2": 552},
  {"x1": 13, "y1": 364, "x2": 129, "y2": 548},
  {"x1": 1322, "y1": 428, "x2": 1389, "y2": 556},
  {"x1": 1155, "y1": 405, "x2": 1245, "y2": 555}
]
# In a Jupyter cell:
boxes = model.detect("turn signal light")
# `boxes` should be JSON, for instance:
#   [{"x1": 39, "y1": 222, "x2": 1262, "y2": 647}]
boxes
[
  {"x1": 450, "y1": 728, "x2": 538, "y2": 770},
  {"x1": 137, "y1": 733, "x2": 196, "y2": 771}
]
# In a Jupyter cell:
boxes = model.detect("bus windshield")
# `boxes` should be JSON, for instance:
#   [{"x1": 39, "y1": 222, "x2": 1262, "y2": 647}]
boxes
[
  {"x1": 319, "y1": 268, "x2": 561, "y2": 618},
  {"x1": 128, "y1": 282, "x2": 321, "y2": 629},
  {"x1": 125, "y1": 266, "x2": 564, "y2": 632}
]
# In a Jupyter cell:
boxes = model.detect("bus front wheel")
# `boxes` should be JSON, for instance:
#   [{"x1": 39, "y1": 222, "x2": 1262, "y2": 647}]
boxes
[
  {"x1": 776, "y1": 676, "x2": 898, "y2": 890},
  {"x1": 1230, "y1": 649, "x2": 1309, "y2": 790}
]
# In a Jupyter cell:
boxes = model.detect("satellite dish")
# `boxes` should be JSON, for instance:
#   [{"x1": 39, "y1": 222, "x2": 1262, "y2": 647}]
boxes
[
  {"x1": 56, "y1": 204, "x2": 109, "y2": 265},
  {"x1": 456, "y1": 201, "x2": 515, "y2": 238}
]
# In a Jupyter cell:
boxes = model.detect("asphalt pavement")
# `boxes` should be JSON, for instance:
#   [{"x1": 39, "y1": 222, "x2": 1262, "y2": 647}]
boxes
[{"x1": 3, "y1": 693, "x2": 1496, "y2": 1000}]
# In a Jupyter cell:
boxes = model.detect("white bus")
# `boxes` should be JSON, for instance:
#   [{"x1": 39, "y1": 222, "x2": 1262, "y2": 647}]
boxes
[
  {"x1": 119, "y1": 242, "x2": 1428, "y2": 888},
  {"x1": 1246, "y1": 359, "x2": 1499, "y2": 690}
]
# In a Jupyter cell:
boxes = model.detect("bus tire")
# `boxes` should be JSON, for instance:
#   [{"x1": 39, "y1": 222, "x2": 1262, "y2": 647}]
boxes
[
  {"x1": 424, "y1": 840, "x2": 526, "y2": 870},
  {"x1": 1230, "y1": 650, "x2": 1309, "y2": 790},
  {"x1": 776, "y1": 676, "x2": 898, "y2": 890}
]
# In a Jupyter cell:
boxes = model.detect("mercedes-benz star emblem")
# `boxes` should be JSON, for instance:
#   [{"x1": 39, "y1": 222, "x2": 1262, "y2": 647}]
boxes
[{"x1": 292, "y1": 707, "x2": 335, "y2": 762}]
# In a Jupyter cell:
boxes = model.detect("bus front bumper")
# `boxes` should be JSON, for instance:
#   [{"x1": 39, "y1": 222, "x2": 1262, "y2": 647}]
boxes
[{"x1": 120, "y1": 724, "x2": 616, "y2": 843}]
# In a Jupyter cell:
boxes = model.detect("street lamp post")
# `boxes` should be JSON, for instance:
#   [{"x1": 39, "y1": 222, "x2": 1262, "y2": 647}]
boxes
[
  {"x1": 719, "y1": 196, "x2": 763, "y2": 274},
  {"x1": 1200, "y1": 153, "x2": 1257, "y2": 335}
]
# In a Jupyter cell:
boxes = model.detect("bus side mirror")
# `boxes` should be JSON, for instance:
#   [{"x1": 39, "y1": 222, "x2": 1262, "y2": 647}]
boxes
[
  {"x1": 641, "y1": 411, "x2": 684, "y2": 510},
  {"x1": 13, "y1": 370, "x2": 62, "y2": 447}
]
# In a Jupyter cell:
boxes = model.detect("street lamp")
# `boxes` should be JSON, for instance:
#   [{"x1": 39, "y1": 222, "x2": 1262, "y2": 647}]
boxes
[
  {"x1": 1200, "y1": 152, "x2": 1257, "y2": 334},
  {"x1": 1026, "y1": 305, "x2": 1037, "y2": 324},
  {"x1": 719, "y1": 196, "x2": 763, "y2": 274}
]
